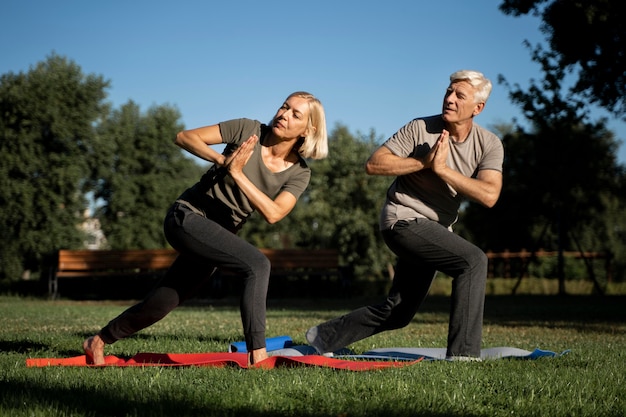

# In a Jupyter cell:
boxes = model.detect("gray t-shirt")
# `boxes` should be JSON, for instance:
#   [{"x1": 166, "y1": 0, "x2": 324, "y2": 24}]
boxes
[
  {"x1": 178, "y1": 118, "x2": 311, "y2": 231},
  {"x1": 380, "y1": 115, "x2": 504, "y2": 230}
]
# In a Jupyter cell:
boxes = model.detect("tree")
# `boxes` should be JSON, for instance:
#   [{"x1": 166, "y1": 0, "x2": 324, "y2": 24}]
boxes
[
  {"x1": 0, "y1": 54, "x2": 109, "y2": 282},
  {"x1": 500, "y1": 0, "x2": 626, "y2": 118},
  {"x1": 92, "y1": 101, "x2": 205, "y2": 249},
  {"x1": 460, "y1": 45, "x2": 626, "y2": 290},
  {"x1": 239, "y1": 124, "x2": 395, "y2": 282}
]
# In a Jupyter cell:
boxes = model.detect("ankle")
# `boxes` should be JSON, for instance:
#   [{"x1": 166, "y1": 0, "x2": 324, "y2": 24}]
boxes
[{"x1": 248, "y1": 348, "x2": 268, "y2": 366}]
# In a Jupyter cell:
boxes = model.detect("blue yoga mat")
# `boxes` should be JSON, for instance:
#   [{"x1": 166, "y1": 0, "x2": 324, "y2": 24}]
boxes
[
  {"x1": 229, "y1": 336, "x2": 569, "y2": 360},
  {"x1": 353, "y1": 346, "x2": 570, "y2": 361},
  {"x1": 229, "y1": 335, "x2": 293, "y2": 353}
]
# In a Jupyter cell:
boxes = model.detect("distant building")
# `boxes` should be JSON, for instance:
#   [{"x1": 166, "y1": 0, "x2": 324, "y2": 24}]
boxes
[{"x1": 79, "y1": 210, "x2": 108, "y2": 249}]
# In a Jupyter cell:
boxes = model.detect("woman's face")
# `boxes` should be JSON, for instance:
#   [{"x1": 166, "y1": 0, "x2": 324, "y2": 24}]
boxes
[{"x1": 271, "y1": 96, "x2": 311, "y2": 140}]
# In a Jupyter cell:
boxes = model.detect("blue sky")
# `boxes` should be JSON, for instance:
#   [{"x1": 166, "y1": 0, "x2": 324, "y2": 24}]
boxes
[{"x1": 3, "y1": 0, "x2": 625, "y2": 164}]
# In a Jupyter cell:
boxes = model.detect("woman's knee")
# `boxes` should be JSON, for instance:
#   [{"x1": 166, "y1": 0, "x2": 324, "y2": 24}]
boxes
[
  {"x1": 142, "y1": 287, "x2": 180, "y2": 321},
  {"x1": 236, "y1": 251, "x2": 271, "y2": 282}
]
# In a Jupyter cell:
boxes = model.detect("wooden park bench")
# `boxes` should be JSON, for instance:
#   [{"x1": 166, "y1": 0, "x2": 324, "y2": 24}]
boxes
[
  {"x1": 48, "y1": 249, "x2": 178, "y2": 299},
  {"x1": 49, "y1": 248, "x2": 343, "y2": 299}
]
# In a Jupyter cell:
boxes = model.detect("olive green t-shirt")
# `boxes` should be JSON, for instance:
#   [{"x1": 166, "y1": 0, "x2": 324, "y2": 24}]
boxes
[
  {"x1": 380, "y1": 115, "x2": 504, "y2": 230},
  {"x1": 178, "y1": 118, "x2": 311, "y2": 231}
]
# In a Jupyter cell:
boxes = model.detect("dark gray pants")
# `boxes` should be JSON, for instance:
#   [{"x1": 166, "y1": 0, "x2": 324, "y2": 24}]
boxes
[
  {"x1": 311, "y1": 218, "x2": 488, "y2": 357},
  {"x1": 99, "y1": 202, "x2": 271, "y2": 350}
]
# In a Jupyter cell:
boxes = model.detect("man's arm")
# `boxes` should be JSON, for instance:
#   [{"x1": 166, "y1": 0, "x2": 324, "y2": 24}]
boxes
[
  {"x1": 438, "y1": 168, "x2": 502, "y2": 208},
  {"x1": 365, "y1": 146, "x2": 429, "y2": 176},
  {"x1": 432, "y1": 134, "x2": 502, "y2": 208}
]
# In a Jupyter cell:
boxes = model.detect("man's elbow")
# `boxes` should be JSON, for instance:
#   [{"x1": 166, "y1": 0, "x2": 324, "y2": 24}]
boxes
[{"x1": 482, "y1": 193, "x2": 500, "y2": 208}]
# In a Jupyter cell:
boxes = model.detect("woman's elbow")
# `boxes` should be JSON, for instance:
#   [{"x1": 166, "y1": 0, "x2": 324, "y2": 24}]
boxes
[
  {"x1": 174, "y1": 131, "x2": 187, "y2": 147},
  {"x1": 263, "y1": 210, "x2": 288, "y2": 225},
  {"x1": 265, "y1": 216, "x2": 279, "y2": 225}
]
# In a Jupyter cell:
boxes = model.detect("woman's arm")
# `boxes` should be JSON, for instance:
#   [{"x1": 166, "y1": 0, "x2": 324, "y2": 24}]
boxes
[
  {"x1": 174, "y1": 124, "x2": 227, "y2": 166},
  {"x1": 226, "y1": 136, "x2": 298, "y2": 224}
]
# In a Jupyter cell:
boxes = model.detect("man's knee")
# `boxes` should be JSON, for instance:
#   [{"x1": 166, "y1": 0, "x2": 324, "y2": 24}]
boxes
[
  {"x1": 473, "y1": 250, "x2": 488, "y2": 275},
  {"x1": 380, "y1": 294, "x2": 416, "y2": 330},
  {"x1": 459, "y1": 246, "x2": 487, "y2": 275}
]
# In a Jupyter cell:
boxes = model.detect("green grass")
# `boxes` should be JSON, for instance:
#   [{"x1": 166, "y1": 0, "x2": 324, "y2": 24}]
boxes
[{"x1": 1, "y1": 293, "x2": 624, "y2": 417}]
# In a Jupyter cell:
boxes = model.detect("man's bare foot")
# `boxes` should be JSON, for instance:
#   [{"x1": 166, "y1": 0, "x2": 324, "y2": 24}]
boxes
[
  {"x1": 83, "y1": 334, "x2": 105, "y2": 365},
  {"x1": 248, "y1": 348, "x2": 268, "y2": 367}
]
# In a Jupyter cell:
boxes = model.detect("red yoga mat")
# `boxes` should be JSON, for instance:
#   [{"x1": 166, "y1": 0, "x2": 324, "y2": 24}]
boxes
[{"x1": 26, "y1": 352, "x2": 422, "y2": 371}]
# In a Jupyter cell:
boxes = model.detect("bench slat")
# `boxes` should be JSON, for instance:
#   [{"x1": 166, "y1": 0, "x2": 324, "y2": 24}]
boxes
[
  {"x1": 58, "y1": 249, "x2": 178, "y2": 270},
  {"x1": 260, "y1": 249, "x2": 338, "y2": 269},
  {"x1": 50, "y1": 248, "x2": 341, "y2": 299}
]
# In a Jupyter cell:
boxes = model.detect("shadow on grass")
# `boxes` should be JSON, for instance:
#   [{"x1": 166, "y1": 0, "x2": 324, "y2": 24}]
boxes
[
  {"x1": 73, "y1": 331, "x2": 237, "y2": 347},
  {"x1": 0, "y1": 378, "x2": 227, "y2": 417},
  {"x1": 430, "y1": 294, "x2": 626, "y2": 334},
  {"x1": 182, "y1": 294, "x2": 626, "y2": 339},
  {"x1": 483, "y1": 295, "x2": 626, "y2": 322},
  {"x1": 0, "y1": 378, "x2": 459, "y2": 417},
  {"x1": 0, "y1": 338, "x2": 83, "y2": 359},
  {"x1": 0, "y1": 340, "x2": 49, "y2": 354},
  {"x1": 194, "y1": 294, "x2": 626, "y2": 324}
]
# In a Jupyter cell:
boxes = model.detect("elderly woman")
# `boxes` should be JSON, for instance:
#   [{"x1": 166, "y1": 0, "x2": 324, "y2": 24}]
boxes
[{"x1": 85, "y1": 91, "x2": 328, "y2": 366}]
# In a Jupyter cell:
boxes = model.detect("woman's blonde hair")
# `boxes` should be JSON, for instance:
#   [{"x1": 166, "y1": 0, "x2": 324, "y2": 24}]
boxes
[{"x1": 279, "y1": 91, "x2": 328, "y2": 160}]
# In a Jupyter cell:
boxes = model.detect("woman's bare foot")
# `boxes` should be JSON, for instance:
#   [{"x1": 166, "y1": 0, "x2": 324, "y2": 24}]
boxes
[
  {"x1": 83, "y1": 334, "x2": 106, "y2": 365},
  {"x1": 248, "y1": 348, "x2": 268, "y2": 367}
]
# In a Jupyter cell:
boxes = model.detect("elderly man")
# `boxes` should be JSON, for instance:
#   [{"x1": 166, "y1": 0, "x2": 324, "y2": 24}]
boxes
[{"x1": 307, "y1": 70, "x2": 504, "y2": 361}]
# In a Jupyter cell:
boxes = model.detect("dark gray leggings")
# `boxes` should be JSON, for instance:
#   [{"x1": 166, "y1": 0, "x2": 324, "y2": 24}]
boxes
[
  {"x1": 311, "y1": 218, "x2": 488, "y2": 357},
  {"x1": 99, "y1": 203, "x2": 271, "y2": 350}
]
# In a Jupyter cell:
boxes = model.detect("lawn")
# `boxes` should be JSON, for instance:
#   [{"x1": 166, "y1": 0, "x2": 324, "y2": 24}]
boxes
[{"x1": 1, "y1": 292, "x2": 624, "y2": 417}]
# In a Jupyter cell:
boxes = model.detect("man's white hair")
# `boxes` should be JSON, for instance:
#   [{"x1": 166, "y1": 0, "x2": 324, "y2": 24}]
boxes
[{"x1": 450, "y1": 70, "x2": 492, "y2": 104}]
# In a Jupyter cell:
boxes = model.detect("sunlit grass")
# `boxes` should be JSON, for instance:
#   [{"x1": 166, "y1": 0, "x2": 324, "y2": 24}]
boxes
[{"x1": 1, "y1": 293, "x2": 624, "y2": 417}]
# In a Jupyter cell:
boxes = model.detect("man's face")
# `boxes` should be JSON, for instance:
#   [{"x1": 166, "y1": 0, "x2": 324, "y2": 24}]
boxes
[{"x1": 441, "y1": 81, "x2": 483, "y2": 124}]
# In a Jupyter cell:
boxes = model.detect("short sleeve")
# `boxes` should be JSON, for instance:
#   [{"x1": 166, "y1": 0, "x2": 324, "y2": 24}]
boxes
[
  {"x1": 281, "y1": 162, "x2": 311, "y2": 200},
  {"x1": 218, "y1": 118, "x2": 262, "y2": 146},
  {"x1": 478, "y1": 134, "x2": 504, "y2": 172}
]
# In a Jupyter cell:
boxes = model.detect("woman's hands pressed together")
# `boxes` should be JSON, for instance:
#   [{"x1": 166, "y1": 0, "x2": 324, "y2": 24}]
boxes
[{"x1": 224, "y1": 135, "x2": 259, "y2": 173}]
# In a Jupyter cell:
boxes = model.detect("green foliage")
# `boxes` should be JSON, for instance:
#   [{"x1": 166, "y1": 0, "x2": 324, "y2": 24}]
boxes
[
  {"x1": 0, "y1": 54, "x2": 205, "y2": 284},
  {"x1": 240, "y1": 124, "x2": 396, "y2": 280},
  {"x1": 3, "y1": 48, "x2": 626, "y2": 294},
  {"x1": 500, "y1": 0, "x2": 626, "y2": 117},
  {"x1": 1, "y1": 295, "x2": 625, "y2": 416},
  {"x1": 461, "y1": 40, "x2": 626, "y2": 284},
  {"x1": 0, "y1": 54, "x2": 109, "y2": 281},
  {"x1": 92, "y1": 101, "x2": 205, "y2": 249}
]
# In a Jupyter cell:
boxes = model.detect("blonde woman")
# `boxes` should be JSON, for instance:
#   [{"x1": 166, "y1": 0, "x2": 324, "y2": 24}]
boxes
[{"x1": 85, "y1": 92, "x2": 328, "y2": 366}]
